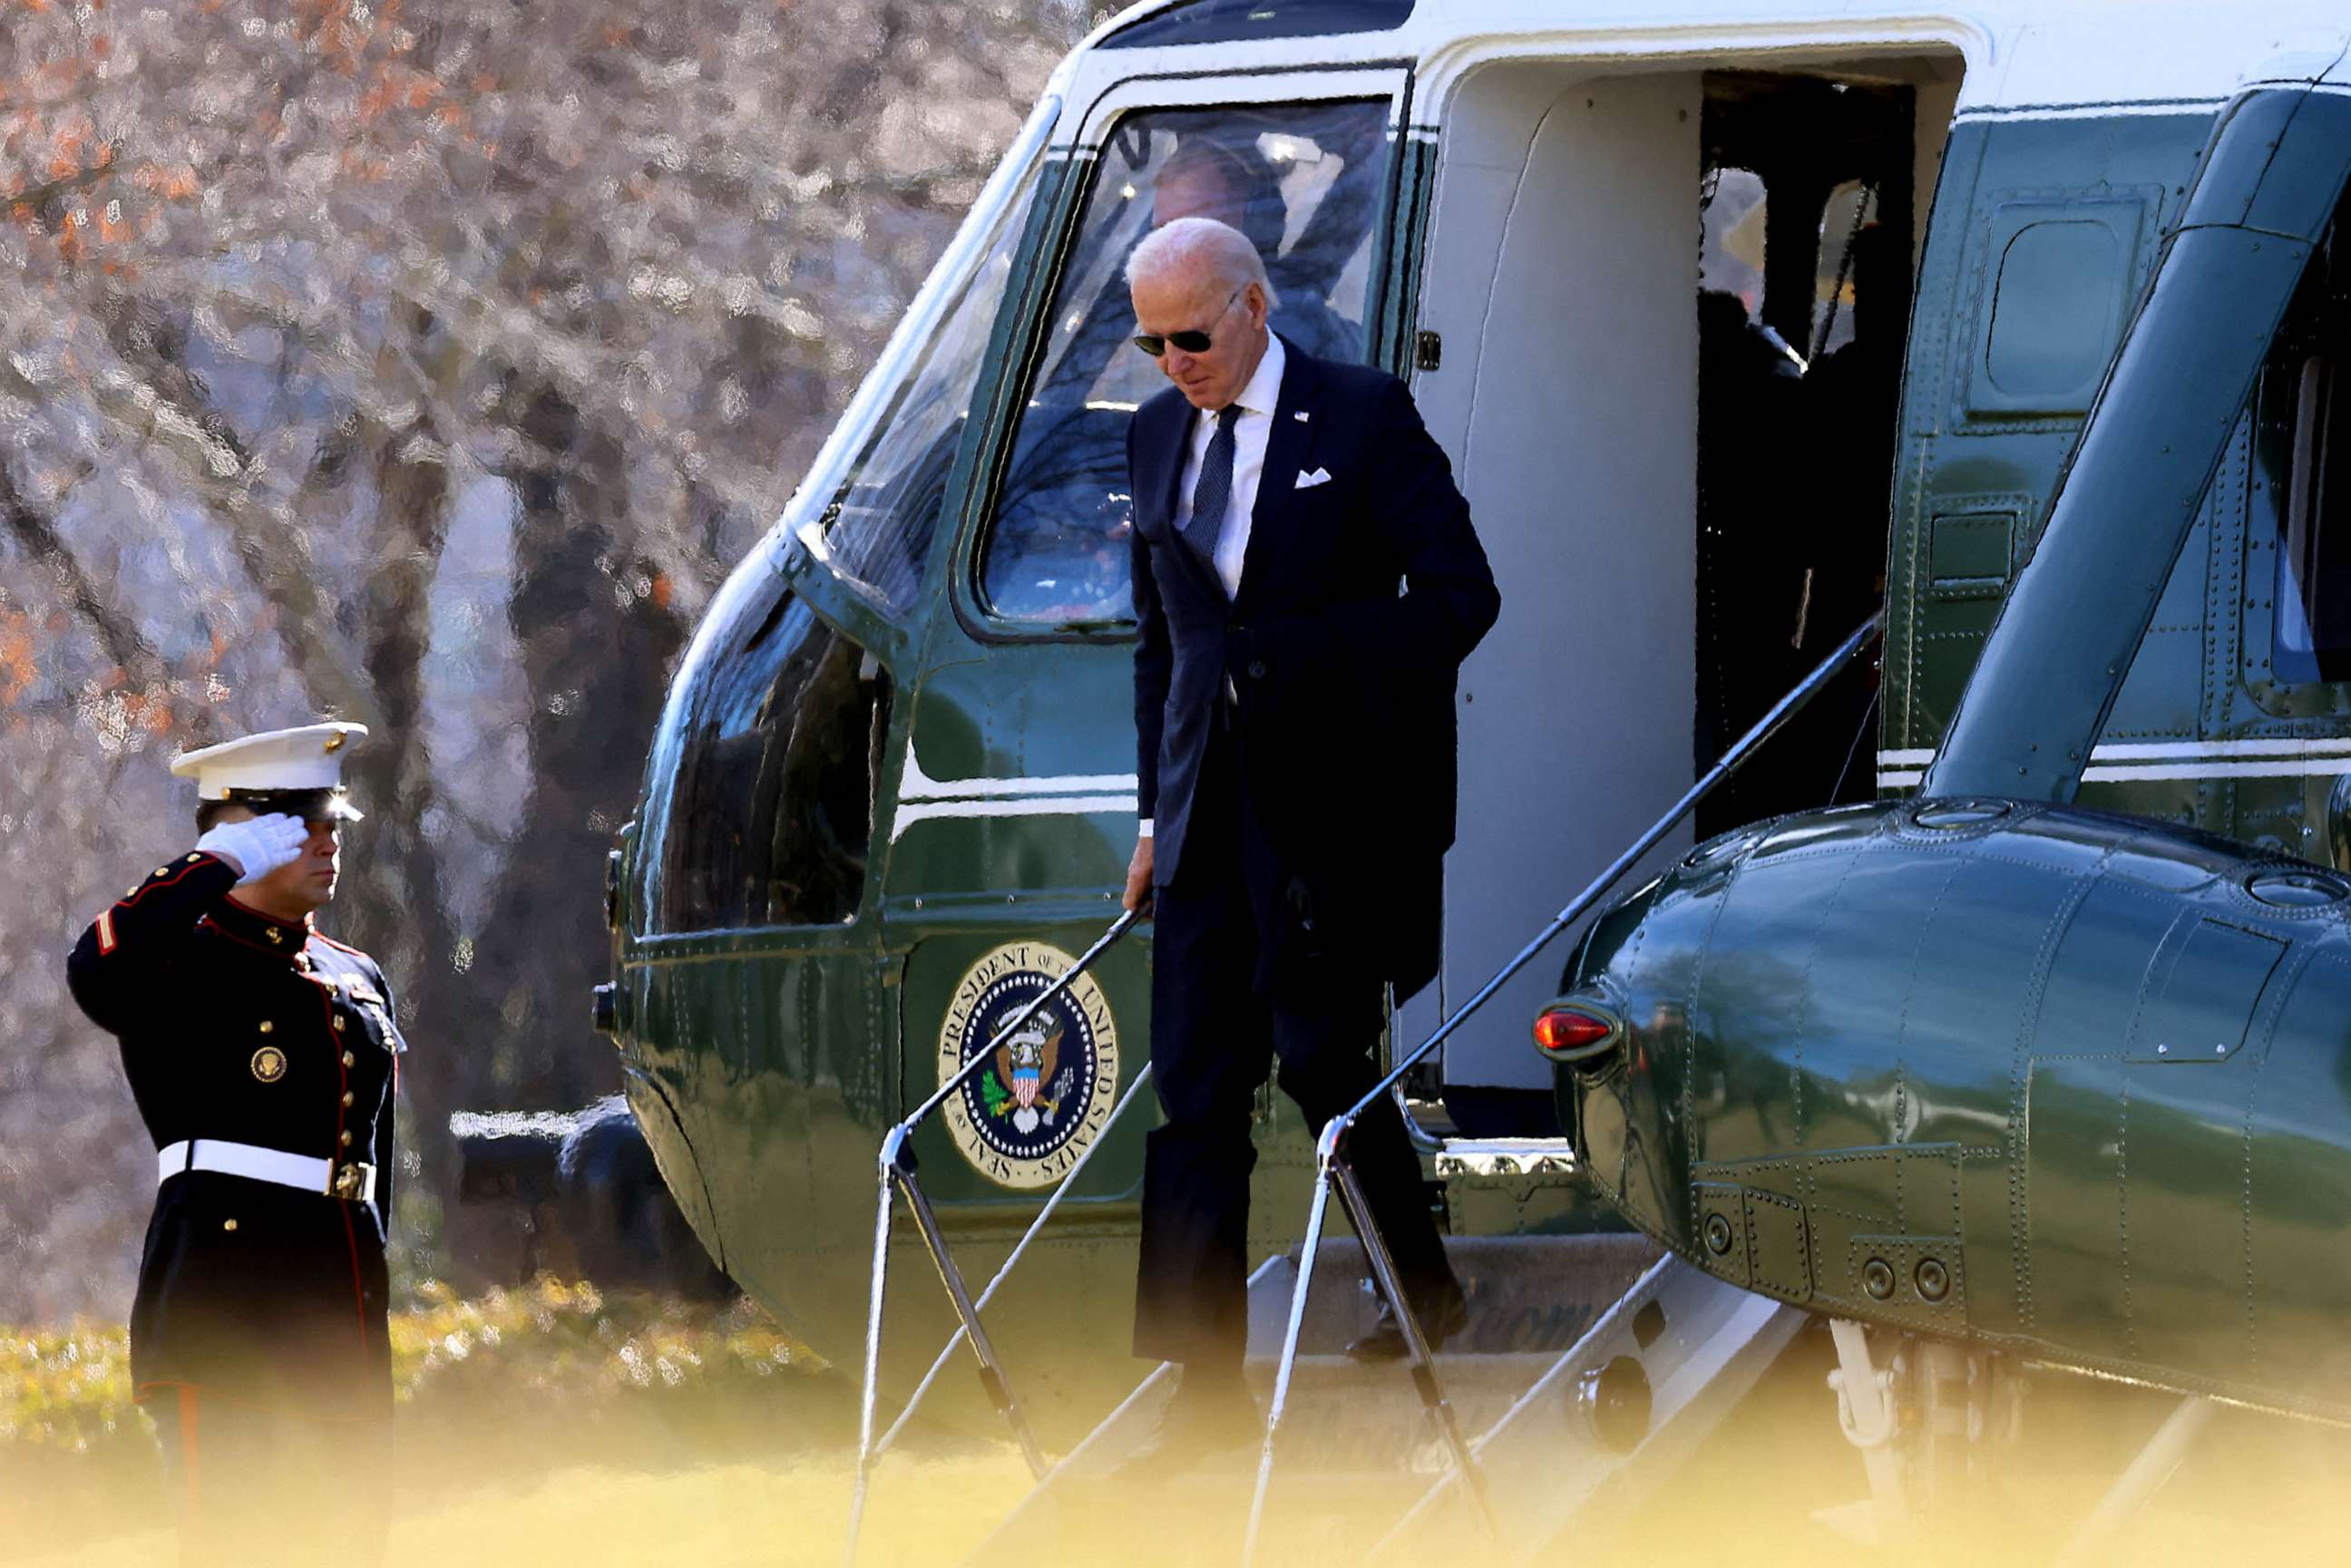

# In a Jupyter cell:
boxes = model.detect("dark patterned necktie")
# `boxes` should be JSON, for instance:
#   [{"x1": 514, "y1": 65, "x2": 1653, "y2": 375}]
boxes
[{"x1": 1182, "y1": 407, "x2": 1235, "y2": 589}]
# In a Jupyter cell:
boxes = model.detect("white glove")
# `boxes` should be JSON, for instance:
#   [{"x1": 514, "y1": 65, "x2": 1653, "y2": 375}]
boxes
[{"x1": 195, "y1": 813, "x2": 309, "y2": 885}]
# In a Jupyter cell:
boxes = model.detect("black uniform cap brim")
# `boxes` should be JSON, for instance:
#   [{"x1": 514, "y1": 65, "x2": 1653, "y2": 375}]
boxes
[{"x1": 222, "y1": 787, "x2": 366, "y2": 823}]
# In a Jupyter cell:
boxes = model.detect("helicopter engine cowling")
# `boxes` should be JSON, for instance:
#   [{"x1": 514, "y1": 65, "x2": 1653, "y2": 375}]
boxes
[{"x1": 1549, "y1": 796, "x2": 2351, "y2": 1422}]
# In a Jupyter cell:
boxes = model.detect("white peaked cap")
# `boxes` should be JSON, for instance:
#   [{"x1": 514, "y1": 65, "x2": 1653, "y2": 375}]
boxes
[{"x1": 169, "y1": 723, "x2": 370, "y2": 806}]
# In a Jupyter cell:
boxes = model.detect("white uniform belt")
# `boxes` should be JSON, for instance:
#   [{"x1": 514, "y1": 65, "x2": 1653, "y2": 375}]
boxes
[{"x1": 156, "y1": 1139, "x2": 376, "y2": 1202}]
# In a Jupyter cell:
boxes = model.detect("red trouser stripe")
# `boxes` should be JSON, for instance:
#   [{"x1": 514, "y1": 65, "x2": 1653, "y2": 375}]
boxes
[{"x1": 179, "y1": 1383, "x2": 202, "y2": 1514}]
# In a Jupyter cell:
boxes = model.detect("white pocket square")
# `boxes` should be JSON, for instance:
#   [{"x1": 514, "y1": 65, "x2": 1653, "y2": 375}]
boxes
[{"x1": 1294, "y1": 467, "x2": 1332, "y2": 490}]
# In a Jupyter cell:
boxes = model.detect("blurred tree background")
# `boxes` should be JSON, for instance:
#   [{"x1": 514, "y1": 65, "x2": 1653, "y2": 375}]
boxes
[{"x1": 0, "y1": 0, "x2": 1091, "y2": 1320}]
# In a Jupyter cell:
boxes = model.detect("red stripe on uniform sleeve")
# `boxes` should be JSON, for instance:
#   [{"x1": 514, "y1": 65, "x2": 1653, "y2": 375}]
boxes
[{"x1": 113, "y1": 854, "x2": 228, "y2": 913}]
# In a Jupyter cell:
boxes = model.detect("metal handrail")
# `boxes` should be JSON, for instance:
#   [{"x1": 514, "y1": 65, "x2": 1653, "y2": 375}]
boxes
[
  {"x1": 1242, "y1": 609, "x2": 1886, "y2": 1564},
  {"x1": 870, "y1": 1059, "x2": 1158, "y2": 1457},
  {"x1": 844, "y1": 907, "x2": 1139, "y2": 1567}
]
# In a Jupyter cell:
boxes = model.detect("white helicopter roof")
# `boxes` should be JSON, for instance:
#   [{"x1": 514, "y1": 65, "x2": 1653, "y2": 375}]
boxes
[{"x1": 1056, "y1": 0, "x2": 2351, "y2": 122}]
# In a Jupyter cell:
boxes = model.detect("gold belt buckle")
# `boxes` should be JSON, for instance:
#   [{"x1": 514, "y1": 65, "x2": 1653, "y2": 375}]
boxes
[{"x1": 328, "y1": 1161, "x2": 376, "y2": 1201}]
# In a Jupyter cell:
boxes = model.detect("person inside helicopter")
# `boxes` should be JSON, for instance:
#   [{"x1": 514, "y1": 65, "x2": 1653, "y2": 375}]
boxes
[{"x1": 1149, "y1": 132, "x2": 1364, "y2": 364}]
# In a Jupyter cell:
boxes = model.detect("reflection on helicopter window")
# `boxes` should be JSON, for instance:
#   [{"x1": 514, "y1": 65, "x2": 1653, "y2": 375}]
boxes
[
  {"x1": 978, "y1": 100, "x2": 1393, "y2": 627},
  {"x1": 642, "y1": 566, "x2": 892, "y2": 932},
  {"x1": 2267, "y1": 197, "x2": 2351, "y2": 687},
  {"x1": 817, "y1": 134, "x2": 1049, "y2": 612},
  {"x1": 2274, "y1": 357, "x2": 2351, "y2": 683}
]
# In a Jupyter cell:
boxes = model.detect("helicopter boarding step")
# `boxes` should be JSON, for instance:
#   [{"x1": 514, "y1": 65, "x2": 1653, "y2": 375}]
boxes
[{"x1": 963, "y1": 1232, "x2": 1805, "y2": 1566}]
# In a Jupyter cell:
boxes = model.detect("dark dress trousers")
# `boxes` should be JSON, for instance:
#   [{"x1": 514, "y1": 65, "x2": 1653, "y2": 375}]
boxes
[
  {"x1": 1127, "y1": 338, "x2": 1500, "y2": 1370},
  {"x1": 66, "y1": 852, "x2": 402, "y2": 1559}
]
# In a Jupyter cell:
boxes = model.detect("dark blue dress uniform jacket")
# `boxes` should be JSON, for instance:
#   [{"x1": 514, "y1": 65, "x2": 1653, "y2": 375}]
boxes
[
  {"x1": 66, "y1": 852, "x2": 403, "y2": 1422},
  {"x1": 1127, "y1": 339, "x2": 1500, "y2": 998}
]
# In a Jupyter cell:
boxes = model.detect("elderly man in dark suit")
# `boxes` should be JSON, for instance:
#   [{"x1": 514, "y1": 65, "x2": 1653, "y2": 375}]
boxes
[{"x1": 1120, "y1": 215, "x2": 1500, "y2": 1457}]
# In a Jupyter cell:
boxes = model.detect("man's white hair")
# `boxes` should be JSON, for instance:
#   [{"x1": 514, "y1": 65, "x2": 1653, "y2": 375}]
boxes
[{"x1": 1126, "y1": 215, "x2": 1275, "y2": 306}]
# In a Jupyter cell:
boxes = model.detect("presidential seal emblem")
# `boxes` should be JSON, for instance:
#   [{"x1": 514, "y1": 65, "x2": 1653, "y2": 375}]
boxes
[
  {"x1": 250, "y1": 1046, "x2": 288, "y2": 1083},
  {"x1": 937, "y1": 941, "x2": 1120, "y2": 1190}
]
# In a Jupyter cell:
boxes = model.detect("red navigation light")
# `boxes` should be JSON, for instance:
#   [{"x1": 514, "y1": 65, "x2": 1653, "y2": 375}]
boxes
[{"x1": 1534, "y1": 1004, "x2": 1617, "y2": 1061}]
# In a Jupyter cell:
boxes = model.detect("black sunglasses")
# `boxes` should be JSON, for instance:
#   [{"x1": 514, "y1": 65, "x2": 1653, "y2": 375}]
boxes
[{"x1": 1133, "y1": 285, "x2": 1244, "y2": 357}]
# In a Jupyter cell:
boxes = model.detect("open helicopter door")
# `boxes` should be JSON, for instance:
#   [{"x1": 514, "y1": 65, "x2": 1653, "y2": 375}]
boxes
[
  {"x1": 1394, "y1": 69, "x2": 1702, "y2": 1123},
  {"x1": 1397, "y1": 55, "x2": 1956, "y2": 1127}
]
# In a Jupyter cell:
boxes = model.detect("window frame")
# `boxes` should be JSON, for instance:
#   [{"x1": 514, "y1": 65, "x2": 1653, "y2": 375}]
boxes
[
  {"x1": 1097, "y1": 0, "x2": 1417, "y2": 51},
  {"x1": 946, "y1": 65, "x2": 1417, "y2": 647}
]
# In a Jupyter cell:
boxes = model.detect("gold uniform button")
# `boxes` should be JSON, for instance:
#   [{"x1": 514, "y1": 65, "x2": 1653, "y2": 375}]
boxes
[
  {"x1": 259, "y1": 1020, "x2": 274, "y2": 1035},
  {"x1": 222, "y1": 1219, "x2": 238, "y2": 1232},
  {"x1": 126, "y1": 885, "x2": 140, "y2": 897},
  {"x1": 339, "y1": 1130, "x2": 352, "y2": 1146},
  {"x1": 341, "y1": 1091, "x2": 355, "y2": 1107},
  {"x1": 154, "y1": 866, "x2": 171, "y2": 879},
  {"x1": 332, "y1": 1016, "x2": 346, "y2": 1032},
  {"x1": 342, "y1": 1051, "x2": 356, "y2": 1068}
]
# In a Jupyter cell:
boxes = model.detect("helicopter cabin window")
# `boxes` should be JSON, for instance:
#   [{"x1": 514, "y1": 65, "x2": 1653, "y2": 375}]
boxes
[
  {"x1": 977, "y1": 99, "x2": 1393, "y2": 627},
  {"x1": 646, "y1": 568, "x2": 893, "y2": 932},
  {"x1": 2270, "y1": 214, "x2": 2351, "y2": 685},
  {"x1": 812, "y1": 125, "x2": 1048, "y2": 611},
  {"x1": 2275, "y1": 355, "x2": 2351, "y2": 681}
]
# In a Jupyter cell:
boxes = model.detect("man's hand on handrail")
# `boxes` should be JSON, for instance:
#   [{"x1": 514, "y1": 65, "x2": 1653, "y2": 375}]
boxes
[{"x1": 1122, "y1": 835, "x2": 1155, "y2": 917}]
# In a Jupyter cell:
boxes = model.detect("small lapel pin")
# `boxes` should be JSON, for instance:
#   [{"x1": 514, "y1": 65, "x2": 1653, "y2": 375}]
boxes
[{"x1": 1293, "y1": 410, "x2": 1311, "y2": 423}]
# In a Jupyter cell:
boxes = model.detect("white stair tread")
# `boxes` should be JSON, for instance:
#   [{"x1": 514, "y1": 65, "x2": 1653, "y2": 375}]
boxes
[{"x1": 961, "y1": 1239, "x2": 1801, "y2": 1568}]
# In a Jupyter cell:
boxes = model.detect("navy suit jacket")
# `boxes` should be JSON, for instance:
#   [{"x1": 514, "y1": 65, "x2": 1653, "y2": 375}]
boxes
[{"x1": 1128, "y1": 337, "x2": 1500, "y2": 996}]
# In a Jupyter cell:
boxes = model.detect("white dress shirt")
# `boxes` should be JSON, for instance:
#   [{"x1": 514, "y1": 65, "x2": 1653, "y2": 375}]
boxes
[
  {"x1": 1141, "y1": 333, "x2": 1287, "y2": 841},
  {"x1": 1172, "y1": 332, "x2": 1286, "y2": 600}
]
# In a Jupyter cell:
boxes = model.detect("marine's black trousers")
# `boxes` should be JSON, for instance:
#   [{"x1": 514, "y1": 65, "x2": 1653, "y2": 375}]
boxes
[{"x1": 1133, "y1": 727, "x2": 1461, "y2": 1374}]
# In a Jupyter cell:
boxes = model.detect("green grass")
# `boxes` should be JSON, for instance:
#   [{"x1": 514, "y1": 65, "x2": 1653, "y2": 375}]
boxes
[
  {"x1": 0, "y1": 1278, "x2": 856, "y2": 1561},
  {"x1": 393, "y1": 1276, "x2": 817, "y2": 1407}
]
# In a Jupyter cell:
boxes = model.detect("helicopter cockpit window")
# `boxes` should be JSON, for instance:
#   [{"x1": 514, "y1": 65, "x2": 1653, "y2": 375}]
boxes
[
  {"x1": 641, "y1": 564, "x2": 893, "y2": 933},
  {"x1": 813, "y1": 129, "x2": 1049, "y2": 612},
  {"x1": 977, "y1": 100, "x2": 1392, "y2": 628}
]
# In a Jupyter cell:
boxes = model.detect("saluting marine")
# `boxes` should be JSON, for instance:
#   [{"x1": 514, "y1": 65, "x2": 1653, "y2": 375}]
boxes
[{"x1": 65, "y1": 723, "x2": 405, "y2": 1564}]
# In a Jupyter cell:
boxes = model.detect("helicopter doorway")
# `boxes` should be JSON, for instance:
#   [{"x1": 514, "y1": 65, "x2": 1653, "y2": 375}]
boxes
[{"x1": 1402, "y1": 57, "x2": 1958, "y2": 1127}]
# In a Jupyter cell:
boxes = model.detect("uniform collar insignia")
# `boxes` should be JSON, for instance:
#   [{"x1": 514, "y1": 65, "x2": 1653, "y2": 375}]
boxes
[{"x1": 213, "y1": 893, "x2": 314, "y2": 959}]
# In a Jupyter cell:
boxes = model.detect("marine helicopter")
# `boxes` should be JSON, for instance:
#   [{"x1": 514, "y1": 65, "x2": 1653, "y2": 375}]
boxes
[{"x1": 594, "y1": 0, "x2": 2351, "y2": 1496}]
